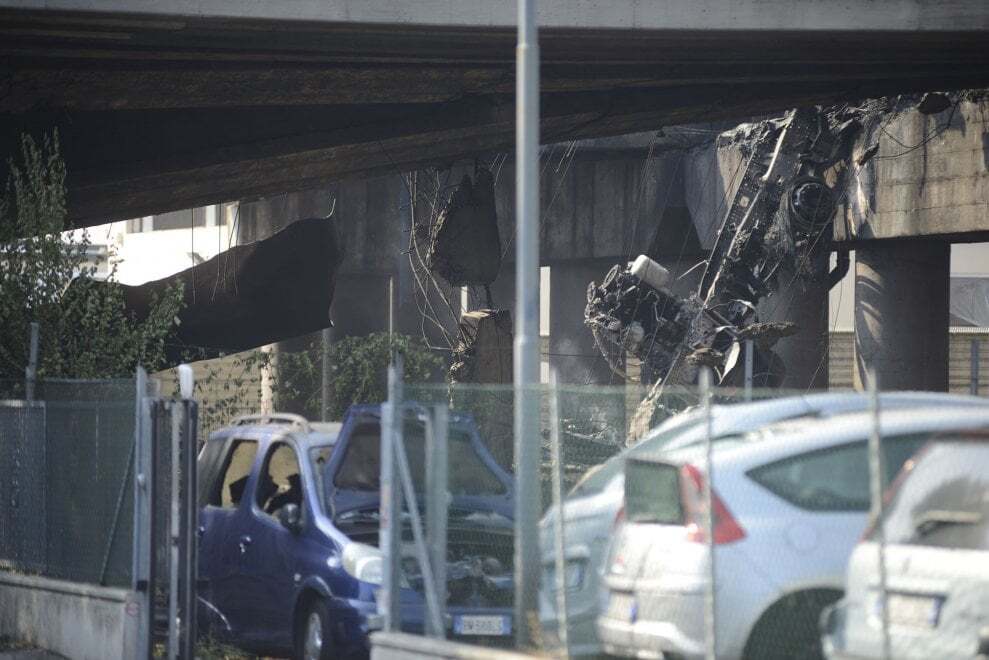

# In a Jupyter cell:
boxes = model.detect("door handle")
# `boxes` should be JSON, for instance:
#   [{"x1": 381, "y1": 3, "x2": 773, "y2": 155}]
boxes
[
  {"x1": 197, "y1": 525, "x2": 206, "y2": 539},
  {"x1": 238, "y1": 535, "x2": 253, "y2": 555}
]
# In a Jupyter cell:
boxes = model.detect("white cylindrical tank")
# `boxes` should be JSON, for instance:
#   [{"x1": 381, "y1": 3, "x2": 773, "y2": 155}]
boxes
[{"x1": 630, "y1": 254, "x2": 670, "y2": 290}]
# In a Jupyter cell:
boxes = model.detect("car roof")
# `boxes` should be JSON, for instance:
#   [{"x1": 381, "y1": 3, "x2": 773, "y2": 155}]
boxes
[{"x1": 634, "y1": 405, "x2": 989, "y2": 469}]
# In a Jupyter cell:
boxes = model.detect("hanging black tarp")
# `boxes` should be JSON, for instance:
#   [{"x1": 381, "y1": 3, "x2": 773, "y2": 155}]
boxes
[
  {"x1": 427, "y1": 166, "x2": 502, "y2": 287},
  {"x1": 115, "y1": 216, "x2": 340, "y2": 365}
]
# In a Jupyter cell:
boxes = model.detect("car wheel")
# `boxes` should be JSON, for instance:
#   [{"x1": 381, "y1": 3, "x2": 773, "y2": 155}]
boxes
[
  {"x1": 742, "y1": 589, "x2": 842, "y2": 660},
  {"x1": 295, "y1": 598, "x2": 336, "y2": 660}
]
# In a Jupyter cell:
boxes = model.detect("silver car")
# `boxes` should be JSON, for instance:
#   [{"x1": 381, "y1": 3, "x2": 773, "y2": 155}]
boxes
[
  {"x1": 823, "y1": 431, "x2": 989, "y2": 660},
  {"x1": 596, "y1": 406, "x2": 989, "y2": 660},
  {"x1": 539, "y1": 392, "x2": 985, "y2": 657}
]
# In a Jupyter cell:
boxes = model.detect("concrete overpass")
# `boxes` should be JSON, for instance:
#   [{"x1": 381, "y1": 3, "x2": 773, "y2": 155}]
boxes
[{"x1": 2, "y1": 0, "x2": 989, "y2": 228}]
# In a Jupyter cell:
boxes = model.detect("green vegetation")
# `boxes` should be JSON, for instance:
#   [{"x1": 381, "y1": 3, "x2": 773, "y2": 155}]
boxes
[
  {"x1": 270, "y1": 331, "x2": 443, "y2": 420},
  {"x1": 0, "y1": 132, "x2": 183, "y2": 386}
]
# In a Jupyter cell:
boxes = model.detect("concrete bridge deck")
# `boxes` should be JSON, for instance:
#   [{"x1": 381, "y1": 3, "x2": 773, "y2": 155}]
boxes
[{"x1": 1, "y1": 1, "x2": 988, "y2": 227}]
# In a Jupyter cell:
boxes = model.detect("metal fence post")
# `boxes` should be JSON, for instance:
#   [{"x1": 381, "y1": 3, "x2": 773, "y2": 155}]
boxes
[
  {"x1": 867, "y1": 369, "x2": 891, "y2": 660},
  {"x1": 379, "y1": 358, "x2": 403, "y2": 630},
  {"x1": 549, "y1": 370, "x2": 570, "y2": 657},
  {"x1": 180, "y1": 398, "x2": 198, "y2": 659},
  {"x1": 426, "y1": 404, "x2": 449, "y2": 638},
  {"x1": 25, "y1": 321, "x2": 39, "y2": 401},
  {"x1": 744, "y1": 339, "x2": 753, "y2": 401},
  {"x1": 168, "y1": 402, "x2": 182, "y2": 659},
  {"x1": 131, "y1": 367, "x2": 153, "y2": 659},
  {"x1": 321, "y1": 327, "x2": 332, "y2": 421},
  {"x1": 971, "y1": 338, "x2": 980, "y2": 396},
  {"x1": 700, "y1": 367, "x2": 716, "y2": 660},
  {"x1": 394, "y1": 411, "x2": 443, "y2": 636}
]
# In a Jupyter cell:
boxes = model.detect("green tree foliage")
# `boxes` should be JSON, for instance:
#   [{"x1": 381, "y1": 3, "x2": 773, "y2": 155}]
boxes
[
  {"x1": 274, "y1": 332, "x2": 443, "y2": 420},
  {"x1": 0, "y1": 132, "x2": 184, "y2": 385}
]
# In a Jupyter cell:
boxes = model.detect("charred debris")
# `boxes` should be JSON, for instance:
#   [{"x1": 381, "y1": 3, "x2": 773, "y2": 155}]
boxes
[{"x1": 585, "y1": 105, "x2": 877, "y2": 439}]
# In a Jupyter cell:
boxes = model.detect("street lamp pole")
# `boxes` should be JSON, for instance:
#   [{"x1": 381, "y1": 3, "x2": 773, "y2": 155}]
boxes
[{"x1": 514, "y1": 0, "x2": 541, "y2": 648}]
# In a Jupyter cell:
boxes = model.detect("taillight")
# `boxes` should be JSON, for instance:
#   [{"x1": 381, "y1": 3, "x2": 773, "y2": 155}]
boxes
[
  {"x1": 613, "y1": 505, "x2": 625, "y2": 530},
  {"x1": 680, "y1": 463, "x2": 746, "y2": 545},
  {"x1": 859, "y1": 444, "x2": 929, "y2": 542}
]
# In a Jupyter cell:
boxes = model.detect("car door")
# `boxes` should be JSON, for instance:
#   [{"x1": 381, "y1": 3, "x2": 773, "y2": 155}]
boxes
[
  {"x1": 198, "y1": 437, "x2": 261, "y2": 637},
  {"x1": 745, "y1": 436, "x2": 929, "y2": 587},
  {"x1": 236, "y1": 440, "x2": 307, "y2": 648}
]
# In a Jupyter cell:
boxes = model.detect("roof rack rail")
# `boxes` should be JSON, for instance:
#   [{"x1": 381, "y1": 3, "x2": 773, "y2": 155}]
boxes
[{"x1": 230, "y1": 412, "x2": 311, "y2": 433}]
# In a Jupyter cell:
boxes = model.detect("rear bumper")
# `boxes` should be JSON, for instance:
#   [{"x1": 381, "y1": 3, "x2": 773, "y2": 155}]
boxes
[
  {"x1": 541, "y1": 607, "x2": 602, "y2": 658},
  {"x1": 596, "y1": 592, "x2": 705, "y2": 660}
]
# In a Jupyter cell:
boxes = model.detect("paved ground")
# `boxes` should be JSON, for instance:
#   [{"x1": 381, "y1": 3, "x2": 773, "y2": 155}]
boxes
[{"x1": 0, "y1": 650, "x2": 66, "y2": 660}]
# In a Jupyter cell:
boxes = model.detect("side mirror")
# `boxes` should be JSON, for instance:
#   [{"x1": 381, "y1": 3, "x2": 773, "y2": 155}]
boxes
[{"x1": 278, "y1": 503, "x2": 303, "y2": 534}]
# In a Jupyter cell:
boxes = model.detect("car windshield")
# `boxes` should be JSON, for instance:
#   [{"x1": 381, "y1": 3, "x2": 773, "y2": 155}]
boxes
[
  {"x1": 308, "y1": 444, "x2": 334, "y2": 508},
  {"x1": 330, "y1": 419, "x2": 507, "y2": 497},
  {"x1": 881, "y1": 438, "x2": 989, "y2": 550},
  {"x1": 568, "y1": 416, "x2": 704, "y2": 497}
]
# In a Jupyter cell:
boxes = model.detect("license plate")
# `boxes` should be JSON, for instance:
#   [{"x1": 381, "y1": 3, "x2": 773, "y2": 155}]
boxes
[
  {"x1": 886, "y1": 593, "x2": 942, "y2": 629},
  {"x1": 454, "y1": 614, "x2": 511, "y2": 636},
  {"x1": 607, "y1": 591, "x2": 636, "y2": 622}
]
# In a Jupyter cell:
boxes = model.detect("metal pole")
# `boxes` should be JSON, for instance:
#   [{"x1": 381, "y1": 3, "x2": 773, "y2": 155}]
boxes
[
  {"x1": 389, "y1": 276, "x2": 395, "y2": 339},
  {"x1": 514, "y1": 0, "x2": 541, "y2": 646},
  {"x1": 25, "y1": 321, "x2": 39, "y2": 401},
  {"x1": 700, "y1": 367, "x2": 716, "y2": 660},
  {"x1": 394, "y1": 414, "x2": 443, "y2": 636},
  {"x1": 131, "y1": 367, "x2": 153, "y2": 659},
  {"x1": 168, "y1": 403, "x2": 181, "y2": 659},
  {"x1": 181, "y1": 400, "x2": 198, "y2": 659},
  {"x1": 549, "y1": 370, "x2": 569, "y2": 657},
  {"x1": 379, "y1": 358, "x2": 403, "y2": 630},
  {"x1": 321, "y1": 327, "x2": 332, "y2": 421},
  {"x1": 426, "y1": 405, "x2": 449, "y2": 638},
  {"x1": 743, "y1": 339, "x2": 753, "y2": 401},
  {"x1": 147, "y1": 401, "x2": 160, "y2": 660},
  {"x1": 971, "y1": 338, "x2": 980, "y2": 396},
  {"x1": 867, "y1": 369, "x2": 890, "y2": 660}
]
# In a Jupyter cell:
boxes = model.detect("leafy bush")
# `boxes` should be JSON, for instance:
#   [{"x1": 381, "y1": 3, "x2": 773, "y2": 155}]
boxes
[
  {"x1": 0, "y1": 132, "x2": 183, "y2": 385},
  {"x1": 274, "y1": 332, "x2": 443, "y2": 420}
]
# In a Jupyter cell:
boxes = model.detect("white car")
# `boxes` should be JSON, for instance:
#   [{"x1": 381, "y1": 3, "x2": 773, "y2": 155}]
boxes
[
  {"x1": 539, "y1": 392, "x2": 985, "y2": 657},
  {"x1": 596, "y1": 406, "x2": 989, "y2": 660},
  {"x1": 823, "y1": 431, "x2": 989, "y2": 660}
]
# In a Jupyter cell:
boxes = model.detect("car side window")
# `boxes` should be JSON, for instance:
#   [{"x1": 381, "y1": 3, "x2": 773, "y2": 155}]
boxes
[
  {"x1": 211, "y1": 439, "x2": 259, "y2": 508},
  {"x1": 257, "y1": 442, "x2": 303, "y2": 518},
  {"x1": 748, "y1": 435, "x2": 929, "y2": 512}
]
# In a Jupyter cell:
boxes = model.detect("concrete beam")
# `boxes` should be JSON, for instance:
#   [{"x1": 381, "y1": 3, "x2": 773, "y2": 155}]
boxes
[
  {"x1": 3, "y1": 0, "x2": 988, "y2": 32},
  {"x1": 836, "y1": 96, "x2": 989, "y2": 244}
]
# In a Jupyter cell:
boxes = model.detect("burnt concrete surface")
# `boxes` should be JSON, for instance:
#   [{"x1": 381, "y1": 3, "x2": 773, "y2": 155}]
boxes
[
  {"x1": 837, "y1": 96, "x2": 989, "y2": 244},
  {"x1": 2, "y1": 7, "x2": 989, "y2": 228}
]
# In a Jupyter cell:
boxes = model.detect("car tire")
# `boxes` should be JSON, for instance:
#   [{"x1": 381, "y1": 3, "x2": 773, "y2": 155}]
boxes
[
  {"x1": 742, "y1": 589, "x2": 842, "y2": 660},
  {"x1": 294, "y1": 598, "x2": 336, "y2": 660}
]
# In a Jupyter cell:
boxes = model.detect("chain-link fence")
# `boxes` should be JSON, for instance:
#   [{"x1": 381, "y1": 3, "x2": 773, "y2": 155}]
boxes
[
  {"x1": 378, "y1": 369, "x2": 989, "y2": 659},
  {"x1": 0, "y1": 378, "x2": 140, "y2": 587}
]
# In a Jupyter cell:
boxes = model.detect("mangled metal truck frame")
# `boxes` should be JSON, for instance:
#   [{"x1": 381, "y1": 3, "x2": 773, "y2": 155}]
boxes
[{"x1": 586, "y1": 106, "x2": 865, "y2": 439}]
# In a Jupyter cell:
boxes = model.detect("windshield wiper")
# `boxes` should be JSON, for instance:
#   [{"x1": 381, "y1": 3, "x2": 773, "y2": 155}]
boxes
[{"x1": 913, "y1": 509, "x2": 982, "y2": 537}]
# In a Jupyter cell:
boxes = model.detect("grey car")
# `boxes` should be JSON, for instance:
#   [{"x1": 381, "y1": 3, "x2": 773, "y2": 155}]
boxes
[
  {"x1": 822, "y1": 431, "x2": 989, "y2": 660},
  {"x1": 538, "y1": 392, "x2": 986, "y2": 657}
]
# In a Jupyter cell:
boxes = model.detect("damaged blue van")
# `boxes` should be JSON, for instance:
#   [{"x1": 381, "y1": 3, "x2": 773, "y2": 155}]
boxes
[{"x1": 196, "y1": 405, "x2": 515, "y2": 659}]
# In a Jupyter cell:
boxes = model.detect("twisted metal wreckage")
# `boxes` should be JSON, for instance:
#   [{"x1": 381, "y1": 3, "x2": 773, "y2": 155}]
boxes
[{"x1": 586, "y1": 105, "x2": 872, "y2": 440}]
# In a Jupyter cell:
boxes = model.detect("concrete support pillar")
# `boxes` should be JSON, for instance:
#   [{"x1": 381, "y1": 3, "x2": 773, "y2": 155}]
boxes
[
  {"x1": 758, "y1": 251, "x2": 830, "y2": 391},
  {"x1": 854, "y1": 240, "x2": 949, "y2": 391},
  {"x1": 549, "y1": 261, "x2": 616, "y2": 385}
]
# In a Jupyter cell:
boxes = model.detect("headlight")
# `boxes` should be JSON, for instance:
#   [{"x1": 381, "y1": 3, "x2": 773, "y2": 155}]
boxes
[{"x1": 342, "y1": 543, "x2": 384, "y2": 585}]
